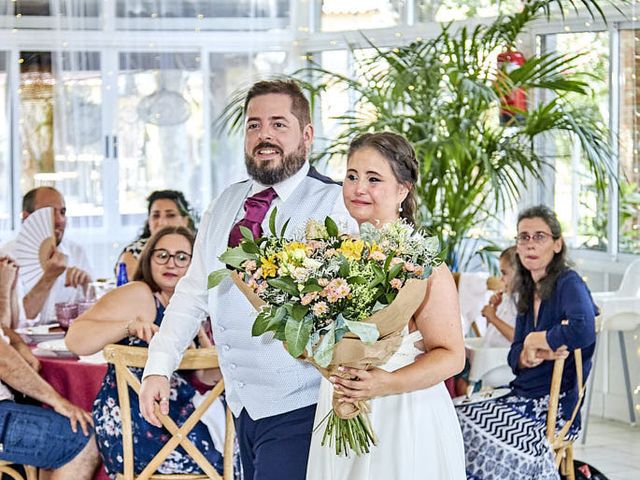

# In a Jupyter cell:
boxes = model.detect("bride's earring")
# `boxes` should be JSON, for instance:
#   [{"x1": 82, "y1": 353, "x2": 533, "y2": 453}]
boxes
[{"x1": 398, "y1": 204, "x2": 403, "y2": 213}]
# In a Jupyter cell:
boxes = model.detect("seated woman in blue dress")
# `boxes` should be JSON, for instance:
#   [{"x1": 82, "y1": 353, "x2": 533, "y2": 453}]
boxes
[
  {"x1": 456, "y1": 205, "x2": 597, "y2": 480},
  {"x1": 67, "y1": 226, "x2": 230, "y2": 479}
]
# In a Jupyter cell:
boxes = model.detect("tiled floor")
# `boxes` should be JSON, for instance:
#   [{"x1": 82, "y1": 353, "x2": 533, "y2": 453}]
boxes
[{"x1": 574, "y1": 416, "x2": 639, "y2": 479}]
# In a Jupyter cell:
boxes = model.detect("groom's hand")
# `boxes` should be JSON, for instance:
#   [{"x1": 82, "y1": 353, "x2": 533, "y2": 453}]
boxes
[{"x1": 140, "y1": 375, "x2": 171, "y2": 428}]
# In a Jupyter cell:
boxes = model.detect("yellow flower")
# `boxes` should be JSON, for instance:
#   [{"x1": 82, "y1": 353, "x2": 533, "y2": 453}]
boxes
[
  {"x1": 338, "y1": 239, "x2": 365, "y2": 261},
  {"x1": 281, "y1": 242, "x2": 307, "y2": 265},
  {"x1": 367, "y1": 242, "x2": 385, "y2": 261},
  {"x1": 260, "y1": 255, "x2": 278, "y2": 278}
]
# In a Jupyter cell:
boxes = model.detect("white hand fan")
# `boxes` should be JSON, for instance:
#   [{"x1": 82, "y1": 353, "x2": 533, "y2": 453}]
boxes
[{"x1": 14, "y1": 207, "x2": 57, "y2": 292}]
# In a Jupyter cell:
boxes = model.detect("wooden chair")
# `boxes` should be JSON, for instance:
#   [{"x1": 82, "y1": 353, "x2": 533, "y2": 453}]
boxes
[
  {"x1": 0, "y1": 461, "x2": 37, "y2": 480},
  {"x1": 103, "y1": 344, "x2": 236, "y2": 480},
  {"x1": 546, "y1": 348, "x2": 585, "y2": 480}
]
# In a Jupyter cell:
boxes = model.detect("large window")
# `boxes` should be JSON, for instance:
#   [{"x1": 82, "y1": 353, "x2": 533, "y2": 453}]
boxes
[
  {"x1": 543, "y1": 32, "x2": 610, "y2": 251},
  {"x1": 0, "y1": 52, "x2": 9, "y2": 233},
  {"x1": 18, "y1": 51, "x2": 104, "y2": 229},
  {"x1": 619, "y1": 29, "x2": 640, "y2": 255}
]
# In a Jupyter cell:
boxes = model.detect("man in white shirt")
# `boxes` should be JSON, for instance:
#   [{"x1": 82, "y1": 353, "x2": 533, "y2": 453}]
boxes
[
  {"x1": 1, "y1": 187, "x2": 92, "y2": 327},
  {"x1": 140, "y1": 79, "x2": 356, "y2": 480},
  {"x1": 0, "y1": 255, "x2": 99, "y2": 478}
]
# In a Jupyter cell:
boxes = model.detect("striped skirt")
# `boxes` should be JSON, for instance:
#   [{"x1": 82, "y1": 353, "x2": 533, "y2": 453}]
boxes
[{"x1": 456, "y1": 393, "x2": 579, "y2": 480}]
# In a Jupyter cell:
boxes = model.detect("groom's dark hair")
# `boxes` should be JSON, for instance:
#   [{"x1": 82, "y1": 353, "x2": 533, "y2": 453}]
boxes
[{"x1": 244, "y1": 79, "x2": 311, "y2": 131}]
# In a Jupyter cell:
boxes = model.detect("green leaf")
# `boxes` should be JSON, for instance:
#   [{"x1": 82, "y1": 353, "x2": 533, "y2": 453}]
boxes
[
  {"x1": 369, "y1": 263, "x2": 385, "y2": 288},
  {"x1": 280, "y1": 218, "x2": 291, "y2": 237},
  {"x1": 207, "y1": 269, "x2": 230, "y2": 289},
  {"x1": 241, "y1": 241, "x2": 260, "y2": 254},
  {"x1": 269, "y1": 207, "x2": 278, "y2": 237},
  {"x1": 239, "y1": 225, "x2": 255, "y2": 242},
  {"x1": 313, "y1": 323, "x2": 336, "y2": 368},
  {"x1": 291, "y1": 303, "x2": 309, "y2": 321},
  {"x1": 301, "y1": 279, "x2": 323, "y2": 293},
  {"x1": 387, "y1": 262, "x2": 404, "y2": 281},
  {"x1": 325, "y1": 216, "x2": 339, "y2": 237},
  {"x1": 285, "y1": 316, "x2": 312, "y2": 358},
  {"x1": 338, "y1": 258, "x2": 350, "y2": 278},
  {"x1": 347, "y1": 275, "x2": 367, "y2": 285},
  {"x1": 219, "y1": 247, "x2": 257, "y2": 269},
  {"x1": 344, "y1": 320, "x2": 379, "y2": 344},
  {"x1": 252, "y1": 306, "x2": 286, "y2": 336},
  {"x1": 267, "y1": 276, "x2": 299, "y2": 297}
]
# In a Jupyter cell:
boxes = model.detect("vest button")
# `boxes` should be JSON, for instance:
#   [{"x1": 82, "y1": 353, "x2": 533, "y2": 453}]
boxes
[
  {"x1": 230, "y1": 363, "x2": 237, "y2": 369},
  {"x1": 238, "y1": 381, "x2": 245, "y2": 388},
  {"x1": 219, "y1": 325, "x2": 226, "y2": 332},
  {"x1": 223, "y1": 345, "x2": 230, "y2": 351}
]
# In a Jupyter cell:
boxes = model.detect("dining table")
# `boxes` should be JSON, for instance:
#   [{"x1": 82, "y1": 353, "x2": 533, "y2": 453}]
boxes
[{"x1": 35, "y1": 351, "x2": 110, "y2": 480}]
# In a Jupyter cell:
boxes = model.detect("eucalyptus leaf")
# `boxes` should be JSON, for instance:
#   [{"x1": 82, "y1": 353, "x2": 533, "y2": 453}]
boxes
[
  {"x1": 344, "y1": 320, "x2": 379, "y2": 344},
  {"x1": 207, "y1": 269, "x2": 230, "y2": 289},
  {"x1": 313, "y1": 323, "x2": 336, "y2": 368}
]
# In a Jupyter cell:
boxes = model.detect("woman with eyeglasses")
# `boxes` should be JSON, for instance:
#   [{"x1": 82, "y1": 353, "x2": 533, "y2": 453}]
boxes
[
  {"x1": 66, "y1": 226, "x2": 229, "y2": 478},
  {"x1": 115, "y1": 190, "x2": 197, "y2": 280},
  {"x1": 456, "y1": 205, "x2": 597, "y2": 480}
]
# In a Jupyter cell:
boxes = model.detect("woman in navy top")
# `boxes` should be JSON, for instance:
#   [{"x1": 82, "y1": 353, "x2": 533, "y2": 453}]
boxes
[{"x1": 457, "y1": 205, "x2": 597, "y2": 480}]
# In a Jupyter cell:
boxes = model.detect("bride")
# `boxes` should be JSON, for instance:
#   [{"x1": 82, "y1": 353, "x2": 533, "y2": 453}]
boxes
[{"x1": 306, "y1": 132, "x2": 466, "y2": 479}]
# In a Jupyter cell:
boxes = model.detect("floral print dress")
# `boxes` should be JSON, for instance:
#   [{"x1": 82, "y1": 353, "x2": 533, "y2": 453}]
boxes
[{"x1": 92, "y1": 299, "x2": 225, "y2": 478}]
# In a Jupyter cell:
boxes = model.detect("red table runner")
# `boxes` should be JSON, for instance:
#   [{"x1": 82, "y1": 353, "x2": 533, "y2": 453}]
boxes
[{"x1": 37, "y1": 354, "x2": 110, "y2": 480}]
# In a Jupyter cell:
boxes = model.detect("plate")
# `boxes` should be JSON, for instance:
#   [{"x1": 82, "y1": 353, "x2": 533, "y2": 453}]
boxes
[
  {"x1": 16, "y1": 324, "x2": 65, "y2": 344},
  {"x1": 36, "y1": 339, "x2": 77, "y2": 358},
  {"x1": 453, "y1": 387, "x2": 511, "y2": 406}
]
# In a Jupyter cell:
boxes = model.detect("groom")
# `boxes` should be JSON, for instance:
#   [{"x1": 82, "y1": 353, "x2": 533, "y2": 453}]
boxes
[{"x1": 140, "y1": 79, "x2": 354, "y2": 479}]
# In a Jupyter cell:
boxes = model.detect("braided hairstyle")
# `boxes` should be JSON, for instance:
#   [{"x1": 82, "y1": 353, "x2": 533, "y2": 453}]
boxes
[{"x1": 347, "y1": 132, "x2": 419, "y2": 224}]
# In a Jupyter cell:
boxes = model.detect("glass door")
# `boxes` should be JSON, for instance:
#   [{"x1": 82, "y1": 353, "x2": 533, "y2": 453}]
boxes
[{"x1": 18, "y1": 50, "x2": 104, "y2": 229}]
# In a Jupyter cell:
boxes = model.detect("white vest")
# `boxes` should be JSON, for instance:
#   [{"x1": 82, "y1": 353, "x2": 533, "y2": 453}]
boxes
[{"x1": 205, "y1": 169, "x2": 343, "y2": 419}]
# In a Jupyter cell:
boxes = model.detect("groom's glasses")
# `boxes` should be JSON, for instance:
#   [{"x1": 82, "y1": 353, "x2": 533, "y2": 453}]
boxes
[{"x1": 151, "y1": 249, "x2": 192, "y2": 268}]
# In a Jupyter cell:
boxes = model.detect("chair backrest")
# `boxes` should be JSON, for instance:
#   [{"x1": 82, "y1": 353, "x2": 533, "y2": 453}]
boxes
[
  {"x1": 546, "y1": 349, "x2": 584, "y2": 447},
  {"x1": 103, "y1": 344, "x2": 235, "y2": 480},
  {"x1": 0, "y1": 461, "x2": 37, "y2": 480},
  {"x1": 617, "y1": 258, "x2": 640, "y2": 297}
]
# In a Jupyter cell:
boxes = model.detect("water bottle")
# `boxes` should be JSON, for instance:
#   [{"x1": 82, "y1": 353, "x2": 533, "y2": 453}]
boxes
[{"x1": 116, "y1": 262, "x2": 129, "y2": 286}]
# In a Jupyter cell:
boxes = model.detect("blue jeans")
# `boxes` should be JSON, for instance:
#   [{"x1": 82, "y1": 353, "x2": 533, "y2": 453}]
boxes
[{"x1": 0, "y1": 400, "x2": 92, "y2": 469}]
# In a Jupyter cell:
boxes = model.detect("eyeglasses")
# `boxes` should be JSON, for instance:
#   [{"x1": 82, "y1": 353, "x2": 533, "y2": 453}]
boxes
[
  {"x1": 514, "y1": 232, "x2": 554, "y2": 245},
  {"x1": 151, "y1": 249, "x2": 192, "y2": 267}
]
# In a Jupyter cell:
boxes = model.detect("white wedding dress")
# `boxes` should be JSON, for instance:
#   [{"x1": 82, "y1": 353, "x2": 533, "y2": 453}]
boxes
[{"x1": 306, "y1": 329, "x2": 466, "y2": 480}]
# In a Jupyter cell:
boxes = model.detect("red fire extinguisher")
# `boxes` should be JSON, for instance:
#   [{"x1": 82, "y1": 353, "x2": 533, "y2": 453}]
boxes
[{"x1": 497, "y1": 51, "x2": 527, "y2": 125}]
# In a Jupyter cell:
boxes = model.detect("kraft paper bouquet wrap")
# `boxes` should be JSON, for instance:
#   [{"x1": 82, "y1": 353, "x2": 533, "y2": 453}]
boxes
[{"x1": 209, "y1": 210, "x2": 439, "y2": 456}]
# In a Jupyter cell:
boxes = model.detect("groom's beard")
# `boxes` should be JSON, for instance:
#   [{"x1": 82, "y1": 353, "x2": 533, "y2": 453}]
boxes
[{"x1": 244, "y1": 140, "x2": 307, "y2": 186}]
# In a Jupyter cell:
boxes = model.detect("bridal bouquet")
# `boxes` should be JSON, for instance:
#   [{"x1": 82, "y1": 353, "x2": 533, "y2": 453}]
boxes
[{"x1": 208, "y1": 210, "x2": 440, "y2": 456}]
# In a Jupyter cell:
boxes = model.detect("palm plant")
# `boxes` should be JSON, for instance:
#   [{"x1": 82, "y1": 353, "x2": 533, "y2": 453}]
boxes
[{"x1": 218, "y1": 0, "x2": 624, "y2": 268}]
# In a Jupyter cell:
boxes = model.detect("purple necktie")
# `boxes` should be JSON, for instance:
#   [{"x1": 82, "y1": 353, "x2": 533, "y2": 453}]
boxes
[{"x1": 228, "y1": 187, "x2": 278, "y2": 247}]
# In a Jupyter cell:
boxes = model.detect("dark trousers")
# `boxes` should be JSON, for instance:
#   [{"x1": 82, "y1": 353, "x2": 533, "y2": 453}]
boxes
[{"x1": 234, "y1": 404, "x2": 316, "y2": 480}]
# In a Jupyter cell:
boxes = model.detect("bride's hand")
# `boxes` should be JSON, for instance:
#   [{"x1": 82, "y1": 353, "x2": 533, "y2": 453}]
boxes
[{"x1": 330, "y1": 366, "x2": 394, "y2": 403}]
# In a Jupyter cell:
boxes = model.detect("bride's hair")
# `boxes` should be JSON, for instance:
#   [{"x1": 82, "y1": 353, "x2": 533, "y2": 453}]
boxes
[{"x1": 347, "y1": 132, "x2": 419, "y2": 224}]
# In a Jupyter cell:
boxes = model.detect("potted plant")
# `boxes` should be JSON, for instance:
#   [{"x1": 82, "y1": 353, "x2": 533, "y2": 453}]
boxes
[{"x1": 219, "y1": 0, "x2": 625, "y2": 268}]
